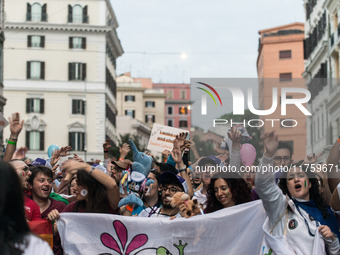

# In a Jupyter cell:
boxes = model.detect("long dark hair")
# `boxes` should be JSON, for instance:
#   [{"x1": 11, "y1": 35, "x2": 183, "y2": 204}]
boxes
[
  {"x1": 0, "y1": 161, "x2": 30, "y2": 255},
  {"x1": 205, "y1": 172, "x2": 251, "y2": 213},
  {"x1": 278, "y1": 166, "x2": 329, "y2": 218},
  {"x1": 74, "y1": 169, "x2": 111, "y2": 213}
]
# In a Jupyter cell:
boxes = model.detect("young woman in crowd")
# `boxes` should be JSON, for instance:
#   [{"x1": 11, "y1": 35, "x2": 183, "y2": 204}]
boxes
[
  {"x1": 256, "y1": 131, "x2": 340, "y2": 254},
  {"x1": 0, "y1": 161, "x2": 53, "y2": 255},
  {"x1": 204, "y1": 171, "x2": 252, "y2": 213},
  {"x1": 47, "y1": 160, "x2": 120, "y2": 226}
]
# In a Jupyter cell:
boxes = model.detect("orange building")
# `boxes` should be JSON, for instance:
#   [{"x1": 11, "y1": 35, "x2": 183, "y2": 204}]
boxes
[{"x1": 257, "y1": 23, "x2": 306, "y2": 160}]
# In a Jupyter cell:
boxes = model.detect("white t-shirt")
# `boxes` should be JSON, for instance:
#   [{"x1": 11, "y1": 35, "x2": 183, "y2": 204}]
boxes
[
  {"x1": 193, "y1": 188, "x2": 207, "y2": 209},
  {"x1": 20, "y1": 234, "x2": 53, "y2": 255}
]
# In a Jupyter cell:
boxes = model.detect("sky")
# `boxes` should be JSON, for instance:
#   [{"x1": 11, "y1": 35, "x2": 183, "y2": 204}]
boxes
[{"x1": 110, "y1": 0, "x2": 305, "y2": 83}]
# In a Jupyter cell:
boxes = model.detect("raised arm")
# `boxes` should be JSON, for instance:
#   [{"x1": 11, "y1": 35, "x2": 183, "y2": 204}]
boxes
[
  {"x1": 3, "y1": 112, "x2": 24, "y2": 162},
  {"x1": 255, "y1": 131, "x2": 286, "y2": 223},
  {"x1": 62, "y1": 160, "x2": 120, "y2": 209},
  {"x1": 327, "y1": 139, "x2": 340, "y2": 193}
]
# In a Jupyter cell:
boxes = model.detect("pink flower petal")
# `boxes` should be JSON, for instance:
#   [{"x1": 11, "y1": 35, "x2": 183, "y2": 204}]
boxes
[
  {"x1": 126, "y1": 234, "x2": 148, "y2": 255},
  {"x1": 113, "y1": 220, "x2": 128, "y2": 250},
  {"x1": 100, "y1": 233, "x2": 122, "y2": 254}
]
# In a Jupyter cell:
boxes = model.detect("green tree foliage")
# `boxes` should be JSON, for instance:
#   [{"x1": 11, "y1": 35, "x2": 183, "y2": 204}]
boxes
[{"x1": 219, "y1": 109, "x2": 263, "y2": 162}]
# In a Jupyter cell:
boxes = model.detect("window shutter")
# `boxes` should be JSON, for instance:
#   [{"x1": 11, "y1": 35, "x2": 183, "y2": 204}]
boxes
[
  {"x1": 27, "y1": 3, "x2": 31, "y2": 21},
  {"x1": 40, "y1": 62, "x2": 45, "y2": 79},
  {"x1": 68, "y1": 63, "x2": 73, "y2": 80},
  {"x1": 40, "y1": 99, "x2": 44, "y2": 113},
  {"x1": 40, "y1": 131, "x2": 44, "y2": 151},
  {"x1": 42, "y1": 4, "x2": 47, "y2": 21},
  {"x1": 132, "y1": 110, "x2": 135, "y2": 118},
  {"x1": 145, "y1": 115, "x2": 147, "y2": 123},
  {"x1": 152, "y1": 102, "x2": 155, "y2": 107},
  {"x1": 26, "y1": 131, "x2": 30, "y2": 149},
  {"x1": 81, "y1": 133, "x2": 85, "y2": 151},
  {"x1": 68, "y1": 5, "x2": 72, "y2": 23},
  {"x1": 82, "y1": 63, "x2": 86, "y2": 80},
  {"x1": 27, "y1": 61, "x2": 31, "y2": 79},
  {"x1": 152, "y1": 115, "x2": 155, "y2": 123},
  {"x1": 26, "y1": 98, "x2": 30, "y2": 113},
  {"x1": 82, "y1": 100, "x2": 85, "y2": 114},
  {"x1": 68, "y1": 132, "x2": 73, "y2": 148},
  {"x1": 69, "y1": 37, "x2": 73, "y2": 49},
  {"x1": 27, "y1": 35, "x2": 32, "y2": 47},
  {"x1": 72, "y1": 100, "x2": 76, "y2": 114},
  {"x1": 41, "y1": 36, "x2": 45, "y2": 48},
  {"x1": 83, "y1": 6, "x2": 88, "y2": 23},
  {"x1": 82, "y1": 37, "x2": 86, "y2": 49}
]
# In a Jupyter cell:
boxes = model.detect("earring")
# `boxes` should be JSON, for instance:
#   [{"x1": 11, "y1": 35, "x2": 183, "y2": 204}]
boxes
[{"x1": 80, "y1": 189, "x2": 88, "y2": 197}]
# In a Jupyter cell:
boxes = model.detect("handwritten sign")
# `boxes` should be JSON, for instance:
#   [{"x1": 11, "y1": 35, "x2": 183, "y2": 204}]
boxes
[{"x1": 147, "y1": 123, "x2": 189, "y2": 152}]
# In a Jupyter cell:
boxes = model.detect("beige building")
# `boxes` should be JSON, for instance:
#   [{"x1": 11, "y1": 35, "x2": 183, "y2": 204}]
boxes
[
  {"x1": 3, "y1": 0, "x2": 123, "y2": 160},
  {"x1": 115, "y1": 73, "x2": 165, "y2": 152},
  {"x1": 116, "y1": 73, "x2": 165, "y2": 128}
]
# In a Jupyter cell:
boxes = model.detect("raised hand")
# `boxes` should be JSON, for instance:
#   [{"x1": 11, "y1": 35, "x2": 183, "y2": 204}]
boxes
[
  {"x1": 171, "y1": 138, "x2": 183, "y2": 164},
  {"x1": 103, "y1": 139, "x2": 111, "y2": 151},
  {"x1": 8, "y1": 112, "x2": 24, "y2": 137},
  {"x1": 261, "y1": 131, "x2": 278, "y2": 158},
  {"x1": 50, "y1": 149, "x2": 61, "y2": 167},
  {"x1": 59, "y1": 146, "x2": 72, "y2": 157},
  {"x1": 12, "y1": 147, "x2": 28, "y2": 160},
  {"x1": 176, "y1": 132, "x2": 188, "y2": 152},
  {"x1": 119, "y1": 143, "x2": 130, "y2": 159},
  {"x1": 227, "y1": 126, "x2": 242, "y2": 149}
]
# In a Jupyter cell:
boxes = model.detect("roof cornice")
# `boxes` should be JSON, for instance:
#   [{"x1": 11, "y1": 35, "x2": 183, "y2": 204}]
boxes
[{"x1": 5, "y1": 22, "x2": 111, "y2": 33}]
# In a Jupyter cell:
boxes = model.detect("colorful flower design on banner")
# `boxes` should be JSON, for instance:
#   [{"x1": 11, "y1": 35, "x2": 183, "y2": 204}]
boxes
[{"x1": 99, "y1": 220, "x2": 187, "y2": 255}]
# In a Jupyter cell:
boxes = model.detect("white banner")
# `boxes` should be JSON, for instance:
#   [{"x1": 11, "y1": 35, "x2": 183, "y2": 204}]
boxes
[{"x1": 58, "y1": 200, "x2": 266, "y2": 255}]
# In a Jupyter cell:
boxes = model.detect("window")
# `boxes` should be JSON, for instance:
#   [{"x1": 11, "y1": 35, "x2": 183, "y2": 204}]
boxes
[
  {"x1": 69, "y1": 37, "x2": 86, "y2": 49},
  {"x1": 180, "y1": 90, "x2": 186, "y2": 99},
  {"x1": 145, "y1": 101, "x2": 155, "y2": 108},
  {"x1": 145, "y1": 115, "x2": 155, "y2": 124},
  {"x1": 68, "y1": 63, "x2": 86, "y2": 80},
  {"x1": 68, "y1": 4, "x2": 88, "y2": 23},
  {"x1": 179, "y1": 120, "x2": 188, "y2": 128},
  {"x1": 26, "y1": 131, "x2": 44, "y2": 150},
  {"x1": 167, "y1": 119, "x2": 173, "y2": 127},
  {"x1": 26, "y1": 98, "x2": 44, "y2": 113},
  {"x1": 279, "y1": 73, "x2": 292, "y2": 82},
  {"x1": 125, "y1": 95, "x2": 135, "y2": 102},
  {"x1": 125, "y1": 110, "x2": 135, "y2": 118},
  {"x1": 26, "y1": 3, "x2": 47, "y2": 22},
  {"x1": 28, "y1": 35, "x2": 45, "y2": 48},
  {"x1": 69, "y1": 132, "x2": 85, "y2": 151},
  {"x1": 279, "y1": 50, "x2": 292, "y2": 59},
  {"x1": 72, "y1": 100, "x2": 85, "y2": 115},
  {"x1": 167, "y1": 106, "x2": 173, "y2": 115},
  {"x1": 167, "y1": 90, "x2": 173, "y2": 99},
  {"x1": 27, "y1": 61, "x2": 45, "y2": 79},
  {"x1": 179, "y1": 106, "x2": 188, "y2": 115}
]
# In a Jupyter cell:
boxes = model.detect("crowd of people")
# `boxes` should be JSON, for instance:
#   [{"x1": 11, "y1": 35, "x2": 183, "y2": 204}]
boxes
[{"x1": 2, "y1": 112, "x2": 340, "y2": 254}]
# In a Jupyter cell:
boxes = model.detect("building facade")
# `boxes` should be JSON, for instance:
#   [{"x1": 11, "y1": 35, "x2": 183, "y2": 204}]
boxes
[
  {"x1": 3, "y1": 0, "x2": 123, "y2": 160},
  {"x1": 152, "y1": 83, "x2": 191, "y2": 130},
  {"x1": 303, "y1": 0, "x2": 340, "y2": 160},
  {"x1": 257, "y1": 23, "x2": 306, "y2": 160},
  {"x1": 115, "y1": 73, "x2": 165, "y2": 148},
  {"x1": 0, "y1": 0, "x2": 6, "y2": 153}
]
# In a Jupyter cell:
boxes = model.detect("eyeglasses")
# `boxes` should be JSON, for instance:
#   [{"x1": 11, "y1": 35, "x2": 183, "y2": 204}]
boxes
[
  {"x1": 273, "y1": 156, "x2": 290, "y2": 163},
  {"x1": 161, "y1": 186, "x2": 181, "y2": 194}
]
